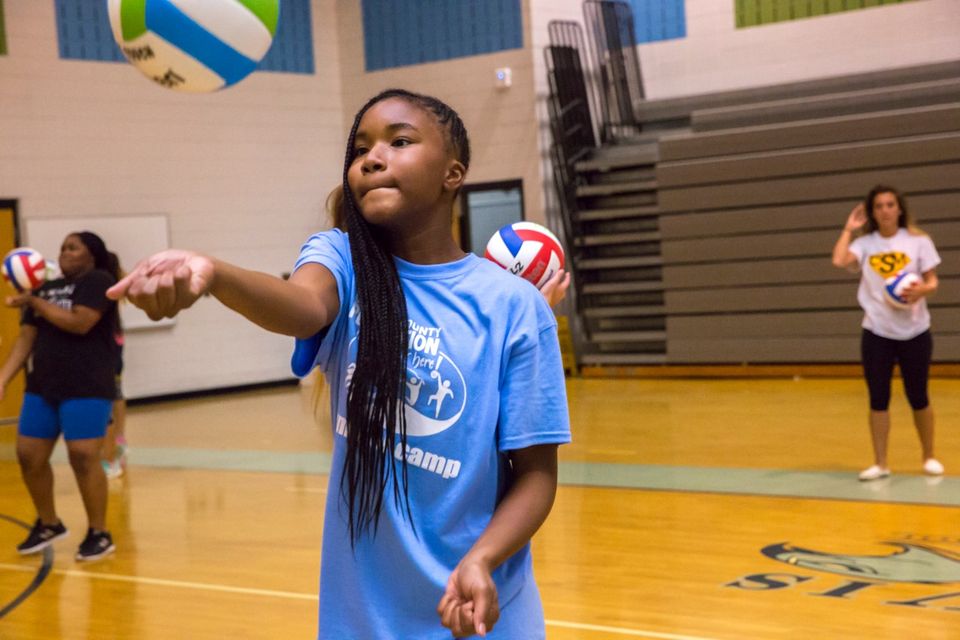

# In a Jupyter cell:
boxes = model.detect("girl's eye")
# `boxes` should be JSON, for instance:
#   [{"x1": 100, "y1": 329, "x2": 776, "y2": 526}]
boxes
[
  {"x1": 353, "y1": 146, "x2": 368, "y2": 157},
  {"x1": 392, "y1": 138, "x2": 411, "y2": 148}
]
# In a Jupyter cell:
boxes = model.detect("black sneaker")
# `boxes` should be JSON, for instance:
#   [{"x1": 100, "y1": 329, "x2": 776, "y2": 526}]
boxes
[
  {"x1": 17, "y1": 519, "x2": 68, "y2": 555},
  {"x1": 75, "y1": 529, "x2": 115, "y2": 562}
]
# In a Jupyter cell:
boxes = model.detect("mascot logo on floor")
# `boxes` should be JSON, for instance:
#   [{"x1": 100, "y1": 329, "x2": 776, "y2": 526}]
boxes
[{"x1": 762, "y1": 541, "x2": 960, "y2": 584}]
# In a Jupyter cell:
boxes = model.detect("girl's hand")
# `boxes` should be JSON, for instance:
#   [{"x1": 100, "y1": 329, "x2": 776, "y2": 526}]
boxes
[
  {"x1": 437, "y1": 560, "x2": 499, "y2": 637},
  {"x1": 901, "y1": 280, "x2": 928, "y2": 304},
  {"x1": 4, "y1": 293, "x2": 32, "y2": 308},
  {"x1": 107, "y1": 250, "x2": 214, "y2": 320},
  {"x1": 845, "y1": 203, "x2": 867, "y2": 232},
  {"x1": 538, "y1": 269, "x2": 570, "y2": 308}
]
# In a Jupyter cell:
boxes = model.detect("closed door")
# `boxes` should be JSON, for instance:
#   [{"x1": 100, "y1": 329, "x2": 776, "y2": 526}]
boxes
[
  {"x1": 0, "y1": 205, "x2": 24, "y2": 422},
  {"x1": 460, "y1": 180, "x2": 524, "y2": 256}
]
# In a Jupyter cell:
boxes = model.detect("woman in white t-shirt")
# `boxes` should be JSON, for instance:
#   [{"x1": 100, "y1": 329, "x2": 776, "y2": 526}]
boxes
[{"x1": 832, "y1": 185, "x2": 944, "y2": 481}]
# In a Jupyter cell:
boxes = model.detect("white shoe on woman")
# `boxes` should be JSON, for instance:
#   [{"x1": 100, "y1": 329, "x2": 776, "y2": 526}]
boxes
[
  {"x1": 858, "y1": 465, "x2": 890, "y2": 481},
  {"x1": 923, "y1": 458, "x2": 944, "y2": 476}
]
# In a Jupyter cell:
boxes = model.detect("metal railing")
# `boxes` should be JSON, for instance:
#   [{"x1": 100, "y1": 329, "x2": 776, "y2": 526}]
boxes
[
  {"x1": 583, "y1": 0, "x2": 644, "y2": 141},
  {"x1": 544, "y1": 20, "x2": 599, "y2": 309}
]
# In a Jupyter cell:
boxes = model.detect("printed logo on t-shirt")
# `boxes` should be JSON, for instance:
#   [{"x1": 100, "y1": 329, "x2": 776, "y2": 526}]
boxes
[
  {"x1": 403, "y1": 319, "x2": 467, "y2": 437},
  {"x1": 334, "y1": 305, "x2": 467, "y2": 480},
  {"x1": 39, "y1": 283, "x2": 76, "y2": 310},
  {"x1": 869, "y1": 252, "x2": 910, "y2": 277},
  {"x1": 339, "y1": 304, "x2": 467, "y2": 439}
]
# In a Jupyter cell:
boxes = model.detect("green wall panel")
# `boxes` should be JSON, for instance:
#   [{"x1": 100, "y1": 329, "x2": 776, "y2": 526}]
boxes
[{"x1": 736, "y1": 0, "x2": 920, "y2": 28}]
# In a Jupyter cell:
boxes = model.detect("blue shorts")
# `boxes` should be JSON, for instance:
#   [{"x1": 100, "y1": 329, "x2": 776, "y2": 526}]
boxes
[{"x1": 18, "y1": 393, "x2": 113, "y2": 441}]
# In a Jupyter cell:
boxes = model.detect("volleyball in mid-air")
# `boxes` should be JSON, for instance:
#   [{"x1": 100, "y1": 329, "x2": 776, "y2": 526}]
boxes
[
  {"x1": 2, "y1": 248, "x2": 47, "y2": 293},
  {"x1": 884, "y1": 271, "x2": 922, "y2": 309},
  {"x1": 107, "y1": 0, "x2": 280, "y2": 93},
  {"x1": 485, "y1": 222, "x2": 565, "y2": 289}
]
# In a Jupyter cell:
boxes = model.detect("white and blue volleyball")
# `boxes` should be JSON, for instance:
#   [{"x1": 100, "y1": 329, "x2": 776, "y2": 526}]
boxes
[
  {"x1": 2, "y1": 248, "x2": 46, "y2": 293},
  {"x1": 107, "y1": 0, "x2": 280, "y2": 93},
  {"x1": 884, "y1": 271, "x2": 922, "y2": 309},
  {"x1": 485, "y1": 222, "x2": 565, "y2": 289}
]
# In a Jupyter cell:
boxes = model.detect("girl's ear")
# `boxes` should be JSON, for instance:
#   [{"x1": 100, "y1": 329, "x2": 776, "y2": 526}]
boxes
[
  {"x1": 326, "y1": 184, "x2": 347, "y2": 231},
  {"x1": 444, "y1": 160, "x2": 467, "y2": 193}
]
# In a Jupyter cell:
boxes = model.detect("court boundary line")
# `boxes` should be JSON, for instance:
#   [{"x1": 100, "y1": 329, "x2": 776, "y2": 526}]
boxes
[
  {"x1": 0, "y1": 562, "x2": 718, "y2": 638},
  {"x1": 0, "y1": 563, "x2": 319, "y2": 601},
  {"x1": 543, "y1": 619, "x2": 718, "y2": 639}
]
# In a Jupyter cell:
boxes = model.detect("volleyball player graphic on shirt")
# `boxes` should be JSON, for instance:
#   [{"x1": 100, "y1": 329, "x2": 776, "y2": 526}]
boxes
[
  {"x1": 428, "y1": 370, "x2": 455, "y2": 418},
  {"x1": 344, "y1": 318, "x2": 467, "y2": 439},
  {"x1": 405, "y1": 374, "x2": 424, "y2": 404},
  {"x1": 405, "y1": 345, "x2": 466, "y2": 436}
]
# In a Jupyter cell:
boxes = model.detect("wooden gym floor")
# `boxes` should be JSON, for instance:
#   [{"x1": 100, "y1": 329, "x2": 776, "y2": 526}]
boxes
[{"x1": 0, "y1": 376, "x2": 958, "y2": 639}]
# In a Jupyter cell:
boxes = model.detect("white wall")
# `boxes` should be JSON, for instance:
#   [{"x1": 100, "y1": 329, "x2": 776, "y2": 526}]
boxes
[
  {"x1": 640, "y1": 0, "x2": 960, "y2": 98},
  {"x1": 0, "y1": 1, "x2": 345, "y2": 398}
]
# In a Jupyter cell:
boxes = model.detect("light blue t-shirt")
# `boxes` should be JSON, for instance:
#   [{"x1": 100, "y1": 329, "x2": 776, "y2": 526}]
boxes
[{"x1": 293, "y1": 229, "x2": 571, "y2": 640}]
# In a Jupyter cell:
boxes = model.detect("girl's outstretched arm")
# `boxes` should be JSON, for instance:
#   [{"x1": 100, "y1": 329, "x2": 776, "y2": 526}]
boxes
[
  {"x1": 6, "y1": 293, "x2": 102, "y2": 335},
  {"x1": 107, "y1": 250, "x2": 339, "y2": 339},
  {"x1": 437, "y1": 443, "x2": 559, "y2": 637}
]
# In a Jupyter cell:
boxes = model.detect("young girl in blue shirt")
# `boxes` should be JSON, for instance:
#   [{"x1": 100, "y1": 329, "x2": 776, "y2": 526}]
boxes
[{"x1": 110, "y1": 89, "x2": 571, "y2": 639}]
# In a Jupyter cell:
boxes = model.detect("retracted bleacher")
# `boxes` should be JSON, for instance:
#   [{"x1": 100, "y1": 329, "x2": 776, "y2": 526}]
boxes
[{"x1": 568, "y1": 60, "x2": 960, "y2": 367}]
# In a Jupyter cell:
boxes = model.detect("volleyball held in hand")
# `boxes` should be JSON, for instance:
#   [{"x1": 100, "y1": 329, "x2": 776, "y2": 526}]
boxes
[
  {"x1": 2, "y1": 248, "x2": 46, "y2": 293},
  {"x1": 485, "y1": 222, "x2": 565, "y2": 289},
  {"x1": 107, "y1": 0, "x2": 280, "y2": 93},
  {"x1": 884, "y1": 271, "x2": 922, "y2": 309}
]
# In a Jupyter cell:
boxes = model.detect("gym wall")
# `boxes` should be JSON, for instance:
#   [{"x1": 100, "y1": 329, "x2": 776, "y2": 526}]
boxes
[
  {"x1": 0, "y1": 1, "x2": 343, "y2": 398},
  {"x1": 638, "y1": 0, "x2": 960, "y2": 98}
]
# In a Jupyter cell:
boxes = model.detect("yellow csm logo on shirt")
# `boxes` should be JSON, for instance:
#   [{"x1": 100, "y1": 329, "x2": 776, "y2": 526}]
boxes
[{"x1": 869, "y1": 252, "x2": 910, "y2": 276}]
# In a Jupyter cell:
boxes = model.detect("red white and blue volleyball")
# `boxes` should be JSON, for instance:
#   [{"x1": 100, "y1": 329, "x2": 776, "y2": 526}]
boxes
[
  {"x1": 485, "y1": 222, "x2": 565, "y2": 289},
  {"x1": 2, "y1": 248, "x2": 47, "y2": 293},
  {"x1": 884, "y1": 271, "x2": 921, "y2": 309}
]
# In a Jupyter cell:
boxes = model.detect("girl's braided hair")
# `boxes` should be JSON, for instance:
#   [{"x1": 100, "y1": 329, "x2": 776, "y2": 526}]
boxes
[{"x1": 339, "y1": 89, "x2": 470, "y2": 543}]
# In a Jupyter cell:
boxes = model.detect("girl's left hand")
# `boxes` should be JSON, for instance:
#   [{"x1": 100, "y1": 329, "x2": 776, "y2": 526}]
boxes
[
  {"x1": 902, "y1": 281, "x2": 928, "y2": 304},
  {"x1": 437, "y1": 560, "x2": 499, "y2": 637},
  {"x1": 4, "y1": 293, "x2": 32, "y2": 308},
  {"x1": 538, "y1": 269, "x2": 570, "y2": 308},
  {"x1": 107, "y1": 250, "x2": 214, "y2": 320}
]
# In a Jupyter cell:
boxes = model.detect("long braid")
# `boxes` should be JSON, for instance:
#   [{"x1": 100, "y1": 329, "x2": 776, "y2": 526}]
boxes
[{"x1": 339, "y1": 89, "x2": 470, "y2": 544}]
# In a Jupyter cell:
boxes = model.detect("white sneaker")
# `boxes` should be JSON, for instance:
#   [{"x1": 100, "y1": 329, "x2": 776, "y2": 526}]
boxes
[
  {"x1": 858, "y1": 465, "x2": 890, "y2": 481},
  {"x1": 923, "y1": 458, "x2": 944, "y2": 476},
  {"x1": 101, "y1": 459, "x2": 123, "y2": 479}
]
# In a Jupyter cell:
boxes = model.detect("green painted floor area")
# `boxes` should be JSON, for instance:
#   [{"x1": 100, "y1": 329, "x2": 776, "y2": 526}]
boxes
[
  {"x1": 558, "y1": 461, "x2": 959, "y2": 506},
  {"x1": 39, "y1": 446, "x2": 960, "y2": 507}
]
